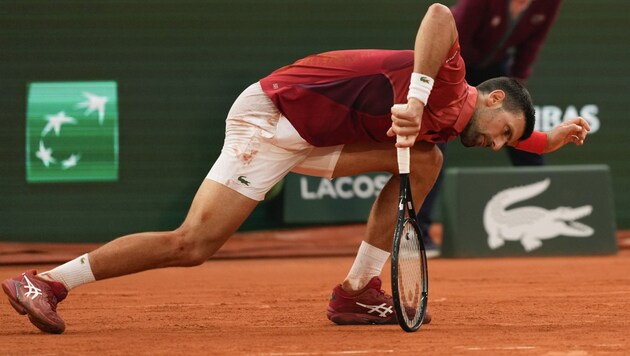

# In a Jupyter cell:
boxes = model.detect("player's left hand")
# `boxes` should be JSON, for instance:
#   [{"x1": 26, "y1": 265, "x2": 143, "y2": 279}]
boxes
[
  {"x1": 387, "y1": 98, "x2": 424, "y2": 148},
  {"x1": 544, "y1": 117, "x2": 591, "y2": 153}
]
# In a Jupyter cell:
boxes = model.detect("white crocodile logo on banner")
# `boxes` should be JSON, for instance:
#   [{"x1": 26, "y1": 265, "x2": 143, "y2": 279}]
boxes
[{"x1": 483, "y1": 178, "x2": 594, "y2": 252}]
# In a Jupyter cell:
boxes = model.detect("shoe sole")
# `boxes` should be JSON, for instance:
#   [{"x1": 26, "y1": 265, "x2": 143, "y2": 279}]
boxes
[
  {"x1": 2, "y1": 280, "x2": 65, "y2": 334},
  {"x1": 327, "y1": 306, "x2": 432, "y2": 326},
  {"x1": 329, "y1": 312, "x2": 432, "y2": 325},
  {"x1": 327, "y1": 312, "x2": 396, "y2": 325}
]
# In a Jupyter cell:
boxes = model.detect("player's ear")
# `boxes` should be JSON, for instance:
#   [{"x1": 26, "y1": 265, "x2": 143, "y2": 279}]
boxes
[{"x1": 487, "y1": 90, "x2": 505, "y2": 108}]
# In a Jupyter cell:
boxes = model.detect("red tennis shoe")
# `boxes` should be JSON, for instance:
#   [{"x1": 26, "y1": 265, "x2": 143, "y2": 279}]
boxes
[
  {"x1": 2, "y1": 270, "x2": 68, "y2": 334},
  {"x1": 327, "y1": 276, "x2": 431, "y2": 325}
]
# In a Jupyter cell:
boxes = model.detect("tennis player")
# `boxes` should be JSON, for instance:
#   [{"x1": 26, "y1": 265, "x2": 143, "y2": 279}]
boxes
[{"x1": 2, "y1": 3, "x2": 589, "y2": 333}]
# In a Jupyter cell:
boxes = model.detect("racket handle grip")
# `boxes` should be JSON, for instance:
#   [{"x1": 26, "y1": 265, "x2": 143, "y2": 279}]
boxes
[
  {"x1": 393, "y1": 104, "x2": 410, "y2": 174},
  {"x1": 397, "y1": 139, "x2": 410, "y2": 174}
]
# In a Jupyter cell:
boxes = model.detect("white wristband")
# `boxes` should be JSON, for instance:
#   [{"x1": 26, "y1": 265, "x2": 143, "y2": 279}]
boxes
[{"x1": 407, "y1": 72, "x2": 434, "y2": 105}]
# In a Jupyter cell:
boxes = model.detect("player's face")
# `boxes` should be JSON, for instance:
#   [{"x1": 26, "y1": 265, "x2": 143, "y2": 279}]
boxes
[{"x1": 460, "y1": 106, "x2": 526, "y2": 151}]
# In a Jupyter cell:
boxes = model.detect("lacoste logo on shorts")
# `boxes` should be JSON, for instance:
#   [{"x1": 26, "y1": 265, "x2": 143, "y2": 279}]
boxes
[{"x1": 237, "y1": 176, "x2": 250, "y2": 186}]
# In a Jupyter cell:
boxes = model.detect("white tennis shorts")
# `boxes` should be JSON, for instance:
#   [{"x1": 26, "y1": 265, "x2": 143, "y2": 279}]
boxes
[{"x1": 207, "y1": 82, "x2": 343, "y2": 201}]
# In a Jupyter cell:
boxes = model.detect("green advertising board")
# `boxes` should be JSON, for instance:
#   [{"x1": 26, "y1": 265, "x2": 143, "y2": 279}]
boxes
[
  {"x1": 441, "y1": 165, "x2": 617, "y2": 257},
  {"x1": 26, "y1": 81, "x2": 119, "y2": 182}
]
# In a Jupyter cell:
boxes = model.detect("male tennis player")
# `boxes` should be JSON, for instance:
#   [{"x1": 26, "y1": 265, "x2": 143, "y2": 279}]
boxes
[{"x1": 3, "y1": 3, "x2": 589, "y2": 333}]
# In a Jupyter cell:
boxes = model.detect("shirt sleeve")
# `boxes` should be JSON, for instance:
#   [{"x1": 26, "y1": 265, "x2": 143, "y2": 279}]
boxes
[
  {"x1": 427, "y1": 40, "x2": 466, "y2": 110},
  {"x1": 515, "y1": 130, "x2": 547, "y2": 154}
]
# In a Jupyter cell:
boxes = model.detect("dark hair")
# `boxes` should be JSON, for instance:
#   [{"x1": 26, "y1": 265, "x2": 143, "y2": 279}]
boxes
[{"x1": 476, "y1": 77, "x2": 535, "y2": 140}]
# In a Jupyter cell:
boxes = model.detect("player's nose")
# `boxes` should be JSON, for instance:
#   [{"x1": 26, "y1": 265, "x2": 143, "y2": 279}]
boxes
[{"x1": 491, "y1": 137, "x2": 507, "y2": 151}]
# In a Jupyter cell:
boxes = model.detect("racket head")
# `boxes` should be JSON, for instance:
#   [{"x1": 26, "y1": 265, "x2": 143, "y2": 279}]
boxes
[{"x1": 391, "y1": 176, "x2": 429, "y2": 332}]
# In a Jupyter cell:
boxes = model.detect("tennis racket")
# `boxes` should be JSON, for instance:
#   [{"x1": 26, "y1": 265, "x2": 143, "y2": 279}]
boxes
[{"x1": 390, "y1": 104, "x2": 429, "y2": 332}]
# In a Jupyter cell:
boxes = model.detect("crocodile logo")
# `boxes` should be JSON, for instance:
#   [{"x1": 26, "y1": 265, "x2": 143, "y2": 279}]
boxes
[
  {"x1": 420, "y1": 76, "x2": 430, "y2": 84},
  {"x1": 237, "y1": 175, "x2": 250, "y2": 186},
  {"x1": 483, "y1": 178, "x2": 594, "y2": 252}
]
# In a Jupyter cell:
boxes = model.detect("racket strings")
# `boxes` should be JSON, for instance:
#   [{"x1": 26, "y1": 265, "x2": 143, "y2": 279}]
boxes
[{"x1": 397, "y1": 221, "x2": 425, "y2": 326}]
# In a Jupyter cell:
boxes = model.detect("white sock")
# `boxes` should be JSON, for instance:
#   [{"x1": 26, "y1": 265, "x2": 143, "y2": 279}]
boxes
[
  {"x1": 344, "y1": 241, "x2": 390, "y2": 291},
  {"x1": 39, "y1": 253, "x2": 96, "y2": 291}
]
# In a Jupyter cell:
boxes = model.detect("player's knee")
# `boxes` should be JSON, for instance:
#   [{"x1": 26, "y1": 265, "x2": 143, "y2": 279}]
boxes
[
  {"x1": 428, "y1": 144, "x2": 443, "y2": 176},
  {"x1": 169, "y1": 226, "x2": 213, "y2": 266},
  {"x1": 411, "y1": 143, "x2": 442, "y2": 171},
  {"x1": 409, "y1": 143, "x2": 442, "y2": 188},
  {"x1": 424, "y1": 146, "x2": 443, "y2": 185}
]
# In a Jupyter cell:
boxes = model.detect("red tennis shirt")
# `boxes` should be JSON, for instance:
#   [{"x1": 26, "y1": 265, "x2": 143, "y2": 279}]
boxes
[{"x1": 260, "y1": 41, "x2": 476, "y2": 147}]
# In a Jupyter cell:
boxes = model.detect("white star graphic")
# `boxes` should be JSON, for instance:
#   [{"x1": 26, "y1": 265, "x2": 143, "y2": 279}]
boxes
[
  {"x1": 61, "y1": 154, "x2": 81, "y2": 169},
  {"x1": 35, "y1": 140, "x2": 56, "y2": 167},
  {"x1": 76, "y1": 92, "x2": 109, "y2": 125},
  {"x1": 42, "y1": 111, "x2": 77, "y2": 137}
]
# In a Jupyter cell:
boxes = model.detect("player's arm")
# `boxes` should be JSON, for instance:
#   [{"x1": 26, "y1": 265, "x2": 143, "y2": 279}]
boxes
[
  {"x1": 516, "y1": 117, "x2": 590, "y2": 154},
  {"x1": 389, "y1": 3, "x2": 458, "y2": 147}
]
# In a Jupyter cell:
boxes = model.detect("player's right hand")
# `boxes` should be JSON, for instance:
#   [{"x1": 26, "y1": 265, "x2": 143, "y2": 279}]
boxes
[{"x1": 387, "y1": 99, "x2": 424, "y2": 148}]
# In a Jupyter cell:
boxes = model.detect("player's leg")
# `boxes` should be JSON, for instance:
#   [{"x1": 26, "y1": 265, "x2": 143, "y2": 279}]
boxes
[
  {"x1": 337, "y1": 141, "x2": 440, "y2": 289},
  {"x1": 326, "y1": 141, "x2": 442, "y2": 325},
  {"x1": 2, "y1": 82, "x2": 308, "y2": 333},
  {"x1": 417, "y1": 142, "x2": 447, "y2": 258},
  {"x1": 2, "y1": 179, "x2": 259, "y2": 334},
  {"x1": 88, "y1": 179, "x2": 258, "y2": 280}
]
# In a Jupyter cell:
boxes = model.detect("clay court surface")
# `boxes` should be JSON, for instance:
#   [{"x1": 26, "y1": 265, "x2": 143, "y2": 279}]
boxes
[{"x1": 1, "y1": 227, "x2": 630, "y2": 355}]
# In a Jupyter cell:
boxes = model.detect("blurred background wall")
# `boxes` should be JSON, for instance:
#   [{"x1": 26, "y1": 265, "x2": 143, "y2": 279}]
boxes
[{"x1": 1, "y1": 0, "x2": 628, "y2": 242}]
